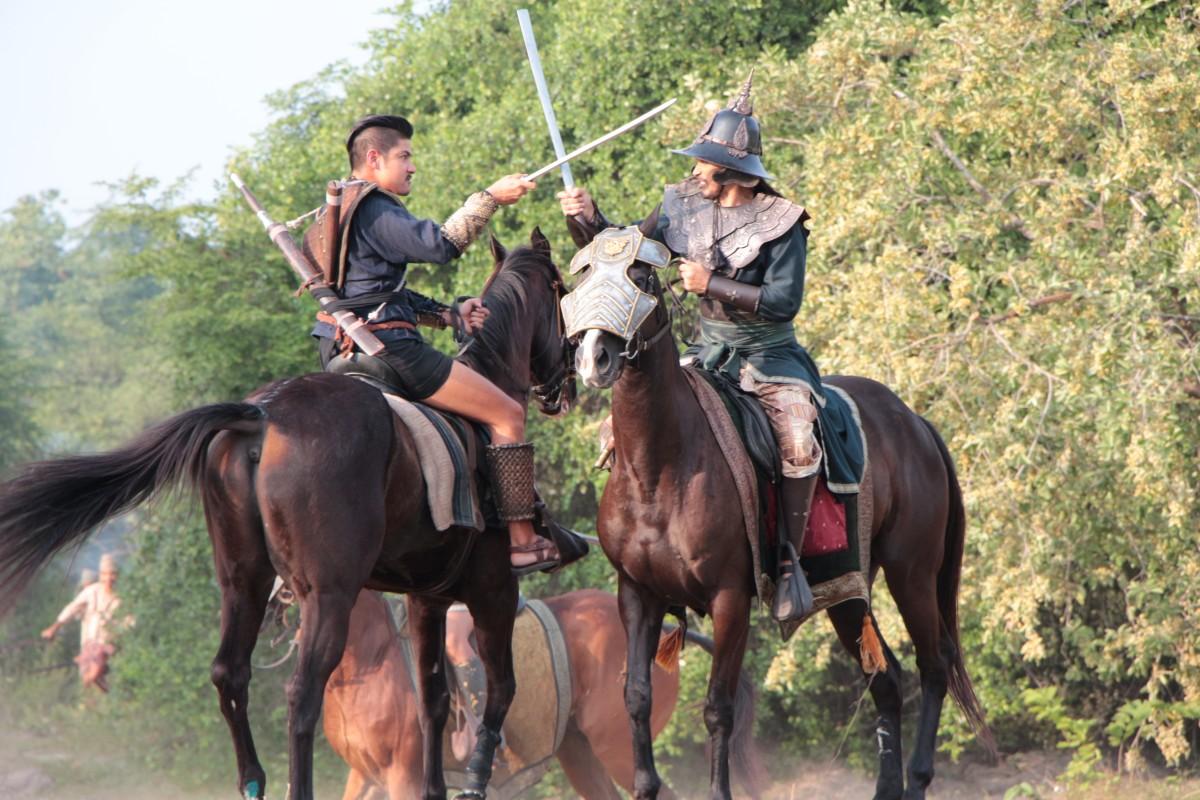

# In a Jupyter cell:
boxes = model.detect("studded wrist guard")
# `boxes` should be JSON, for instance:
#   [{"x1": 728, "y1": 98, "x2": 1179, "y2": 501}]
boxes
[
  {"x1": 485, "y1": 443, "x2": 536, "y2": 522},
  {"x1": 441, "y1": 191, "x2": 499, "y2": 253},
  {"x1": 705, "y1": 274, "x2": 762, "y2": 314}
]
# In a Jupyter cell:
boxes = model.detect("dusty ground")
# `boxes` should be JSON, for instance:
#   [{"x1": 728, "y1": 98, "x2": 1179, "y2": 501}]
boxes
[
  {"x1": 0, "y1": 718, "x2": 339, "y2": 800},
  {"x1": 2, "y1": 718, "x2": 1199, "y2": 799}
]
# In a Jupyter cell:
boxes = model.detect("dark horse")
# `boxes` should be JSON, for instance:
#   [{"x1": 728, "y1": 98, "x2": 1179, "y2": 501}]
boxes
[
  {"x1": 309, "y1": 588, "x2": 760, "y2": 799},
  {"x1": 564, "y1": 215, "x2": 996, "y2": 800},
  {"x1": 0, "y1": 231, "x2": 576, "y2": 800}
]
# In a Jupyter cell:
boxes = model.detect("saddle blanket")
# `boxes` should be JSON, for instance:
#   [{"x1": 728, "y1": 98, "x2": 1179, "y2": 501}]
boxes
[
  {"x1": 681, "y1": 369, "x2": 873, "y2": 630},
  {"x1": 382, "y1": 393, "x2": 484, "y2": 531},
  {"x1": 389, "y1": 596, "x2": 573, "y2": 799}
]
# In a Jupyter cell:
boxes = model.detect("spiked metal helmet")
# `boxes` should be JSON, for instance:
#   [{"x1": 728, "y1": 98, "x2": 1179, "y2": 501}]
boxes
[{"x1": 672, "y1": 69, "x2": 771, "y2": 181}]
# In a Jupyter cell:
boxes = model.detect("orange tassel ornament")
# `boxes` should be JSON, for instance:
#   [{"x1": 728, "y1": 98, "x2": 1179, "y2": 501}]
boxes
[{"x1": 859, "y1": 613, "x2": 888, "y2": 674}]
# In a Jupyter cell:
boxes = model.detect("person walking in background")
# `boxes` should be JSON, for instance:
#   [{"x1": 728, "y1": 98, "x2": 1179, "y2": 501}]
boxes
[
  {"x1": 76, "y1": 567, "x2": 96, "y2": 592},
  {"x1": 41, "y1": 554, "x2": 124, "y2": 693}
]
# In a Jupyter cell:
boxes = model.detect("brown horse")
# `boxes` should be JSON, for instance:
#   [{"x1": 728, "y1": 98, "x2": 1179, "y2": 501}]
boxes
[
  {"x1": 564, "y1": 215, "x2": 996, "y2": 800},
  {"x1": 0, "y1": 231, "x2": 577, "y2": 800},
  {"x1": 307, "y1": 588, "x2": 760, "y2": 799}
]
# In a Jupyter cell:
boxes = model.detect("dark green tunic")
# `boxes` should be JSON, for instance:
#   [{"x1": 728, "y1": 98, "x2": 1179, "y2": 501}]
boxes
[{"x1": 650, "y1": 198, "x2": 865, "y2": 495}]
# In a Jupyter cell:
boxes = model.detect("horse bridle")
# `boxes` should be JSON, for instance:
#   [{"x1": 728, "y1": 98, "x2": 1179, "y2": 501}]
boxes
[
  {"x1": 616, "y1": 266, "x2": 675, "y2": 361},
  {"x1": 530, "y1": 277, "x2": 577, "y2": 413}
]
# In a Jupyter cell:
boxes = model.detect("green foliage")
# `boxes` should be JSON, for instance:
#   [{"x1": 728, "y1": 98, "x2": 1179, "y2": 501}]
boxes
[
  {"x1": 1022, "y1": 686, "x2": 1102, "y2": 781},
  {"x1": 748, "y1": 0, "x2": 1200, "y2": 774}
]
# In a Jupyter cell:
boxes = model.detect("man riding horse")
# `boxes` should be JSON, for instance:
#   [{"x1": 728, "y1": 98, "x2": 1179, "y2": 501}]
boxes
[
  {"x1": 313, "y1": 114, "x2": 564, "y2": 575},
  {"x1": 558, "y1": 73, "x2": 823, "y2": 623}
]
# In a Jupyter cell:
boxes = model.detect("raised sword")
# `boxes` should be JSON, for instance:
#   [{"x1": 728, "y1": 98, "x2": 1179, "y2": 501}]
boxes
[{"x1": 526, "y1": 98, "x2": 677, "y2": 182}]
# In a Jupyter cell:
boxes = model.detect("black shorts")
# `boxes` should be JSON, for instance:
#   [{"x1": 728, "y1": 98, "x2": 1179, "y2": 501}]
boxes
[{"x1": 318, "y1": 335, "x2": 454, "y2": 400}]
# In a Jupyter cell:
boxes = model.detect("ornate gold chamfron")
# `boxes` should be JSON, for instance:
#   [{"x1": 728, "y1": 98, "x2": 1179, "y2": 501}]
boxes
[
  {"x1": 603, "y1": 237, "x2": 629, "y2": 257},
  {"x1": 441, "y1": 191, "x2": 499, "y2": 252}
]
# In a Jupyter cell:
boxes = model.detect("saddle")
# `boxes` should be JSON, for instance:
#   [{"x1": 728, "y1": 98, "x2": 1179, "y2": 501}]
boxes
[{"x1": 327, "y1": 362, "x2": 587, "y2": 567}]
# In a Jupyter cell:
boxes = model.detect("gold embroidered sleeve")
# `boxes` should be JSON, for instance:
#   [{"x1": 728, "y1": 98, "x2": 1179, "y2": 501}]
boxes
[{"x1": 440, "y1": 191, "x2": 499, "y2": 253}]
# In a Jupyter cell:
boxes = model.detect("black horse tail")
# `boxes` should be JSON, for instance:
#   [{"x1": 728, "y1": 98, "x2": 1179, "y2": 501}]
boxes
[
  {"x1": 684, "y1": 629, "x2": 768, "y2": 799},
  {"x1": 920, "y1": 415, "x2": 998, "y2": 761},
  {"x1": 0, "y1": 402, "x2": 265, "y2": 616}
]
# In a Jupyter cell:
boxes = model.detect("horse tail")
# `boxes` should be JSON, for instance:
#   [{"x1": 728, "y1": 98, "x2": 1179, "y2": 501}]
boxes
[
  {"x1": 920, "y1": 415, "x2": 998, "y2": 760},
  {"x1": 0, "y1": 402, "x2": 265, "y2": 615},
  {"x1": 683, "y1": 629, "x2": 768, "y2": 799}
]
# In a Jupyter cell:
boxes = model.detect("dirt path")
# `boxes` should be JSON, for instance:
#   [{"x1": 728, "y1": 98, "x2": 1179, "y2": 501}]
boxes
[
  {"x1": 3, "y1": 718, "x2": 1199, "y2": 799},
  {"x1": 764, "y1": 752, "x2": 1200, "y2": 800}
]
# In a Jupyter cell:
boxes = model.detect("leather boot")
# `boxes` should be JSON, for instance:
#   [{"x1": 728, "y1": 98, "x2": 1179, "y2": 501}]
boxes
[{"x1": 772, "y1": 473, "x2": 819, "y2": 623}]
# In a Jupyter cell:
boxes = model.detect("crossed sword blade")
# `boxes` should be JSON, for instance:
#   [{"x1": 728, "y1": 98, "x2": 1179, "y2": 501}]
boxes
[{"x1": 526, "y1": 98, "x2": 677, "y2": 182}]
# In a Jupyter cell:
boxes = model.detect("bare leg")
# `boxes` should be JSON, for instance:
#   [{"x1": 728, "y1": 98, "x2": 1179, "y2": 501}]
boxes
[
  {"x1": 424, "y1": 362, "x2": 554, "y2": 568},
  {"x1": 828, "y1": 601, "x2": 905, "y2": 800},
  {"x1": 618, "y1": 576, "x2": 667, "y2": 800}
]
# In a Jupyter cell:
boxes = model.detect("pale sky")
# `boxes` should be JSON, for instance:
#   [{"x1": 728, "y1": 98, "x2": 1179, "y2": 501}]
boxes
[{"x1": 0, "y1": 0, "x2": 409, "y2": 222}]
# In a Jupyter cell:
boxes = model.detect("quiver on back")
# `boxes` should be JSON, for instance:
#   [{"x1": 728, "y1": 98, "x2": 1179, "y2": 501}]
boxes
[{"x1": 300, "y1": 180, "x2": 378, "y2": 291}]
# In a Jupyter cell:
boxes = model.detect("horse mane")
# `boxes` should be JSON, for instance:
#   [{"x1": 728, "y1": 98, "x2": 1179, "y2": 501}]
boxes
[{"x1": 459, "y1": 245, "x2": 559, "y2": 378}]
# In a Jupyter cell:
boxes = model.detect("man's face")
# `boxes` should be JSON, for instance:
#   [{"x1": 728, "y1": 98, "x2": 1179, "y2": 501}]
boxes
[
  {"x1": 690, "y1": 160, "x2": 724, "y2": 200},
  {"x1": 100, "y1": 569, "x2": 117, "y2": 590},
  {"x1": 371, "y1": 139, "x2": 416, "y2": 196}
]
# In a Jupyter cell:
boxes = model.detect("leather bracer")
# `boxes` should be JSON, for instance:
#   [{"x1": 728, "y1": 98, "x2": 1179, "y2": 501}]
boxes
[{"x1": 705, "y1": 275, "x2": 762, "y2": 314}]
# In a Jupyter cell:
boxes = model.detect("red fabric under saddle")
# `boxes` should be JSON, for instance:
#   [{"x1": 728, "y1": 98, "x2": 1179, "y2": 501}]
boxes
[
  {"x1": 803, "y1": 478, "x2": 848, "y2": 557},
  {"x1": 763, "y1": 476, "x2": 849, "y2": 557}
]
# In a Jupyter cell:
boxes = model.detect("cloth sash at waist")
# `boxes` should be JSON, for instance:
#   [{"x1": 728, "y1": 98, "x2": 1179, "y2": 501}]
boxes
[
  {"x1": 699, "y1": 318, "x2": 795, "y2": 352},
  {"x1": 697, "y1": 318, "x2": 825, "y2": 404}
]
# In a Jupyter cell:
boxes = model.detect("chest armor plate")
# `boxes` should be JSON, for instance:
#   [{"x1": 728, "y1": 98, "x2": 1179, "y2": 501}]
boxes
[{"x1": 661, "y1": 180, "x2": 807, "y2": 273}]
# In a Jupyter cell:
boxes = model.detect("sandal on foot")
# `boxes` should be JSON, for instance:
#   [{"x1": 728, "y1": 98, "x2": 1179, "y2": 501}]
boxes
[{"x1": 510, "y1": 536, "x2": 561, "y2": 577}]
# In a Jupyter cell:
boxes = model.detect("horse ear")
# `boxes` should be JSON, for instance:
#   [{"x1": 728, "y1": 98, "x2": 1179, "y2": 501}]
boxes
[
  {"x1": 638, "y1": 204, "x2": 663, "y2": 239},
  {"x1": 530, "y1": 226, "x2": 552, "y2": 256},
  {"x1": 489, "y1": 233, "x2": 508, "y2": 266}
]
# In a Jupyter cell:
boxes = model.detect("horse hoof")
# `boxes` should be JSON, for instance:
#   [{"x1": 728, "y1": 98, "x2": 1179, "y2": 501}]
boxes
[{"x1": 453, "y1": 792, "x2": 486, "y2": 800}]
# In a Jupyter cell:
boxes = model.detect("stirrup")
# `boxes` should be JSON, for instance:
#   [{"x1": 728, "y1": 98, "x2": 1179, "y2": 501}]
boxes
[
  {"x1": 534, "y1": 500, "x2": 589, "y2": 567},
  {"x1": 772, "y1": 542, "x2": 815, "y2": 622}
]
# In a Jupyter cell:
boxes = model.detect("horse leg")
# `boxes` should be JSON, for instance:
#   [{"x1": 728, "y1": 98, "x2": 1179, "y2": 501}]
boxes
[
  {"x1": 618, "y1": 576, "x2": 667, "y2": 800},
  {"x1": 458, "y1": 571, "x2": 519, "y2": 799},
  {"x1": 702, "y1": 588, "x2": 752, "y2": 800},
  {"x1": 211, "y1": 565, "x2": 275, "y2": 799},
  {"x1": 340, "y1": 768, "x2": 371, "y2": 800},
  {"x1": 827, "y1": 601, "x2": 905, "y2": 800},
  {"x1": 286, "y1": 589, "x2": 357, "y2": 800},
  {"x1": 575, "y1": 724, "x2": 682, "y2": 800},
  {"x1": 203, "y1": 445, "x2": 275, "y2": 800},
  {"x1": 555, "y1": 722, "x2": 624, "y2": 800},
  {"x1": 407, "y1": 594, "x2": 453, "y2": 800},
  {"x1": 887, "y1": 571, "x2": 949, "y2": 800}
]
